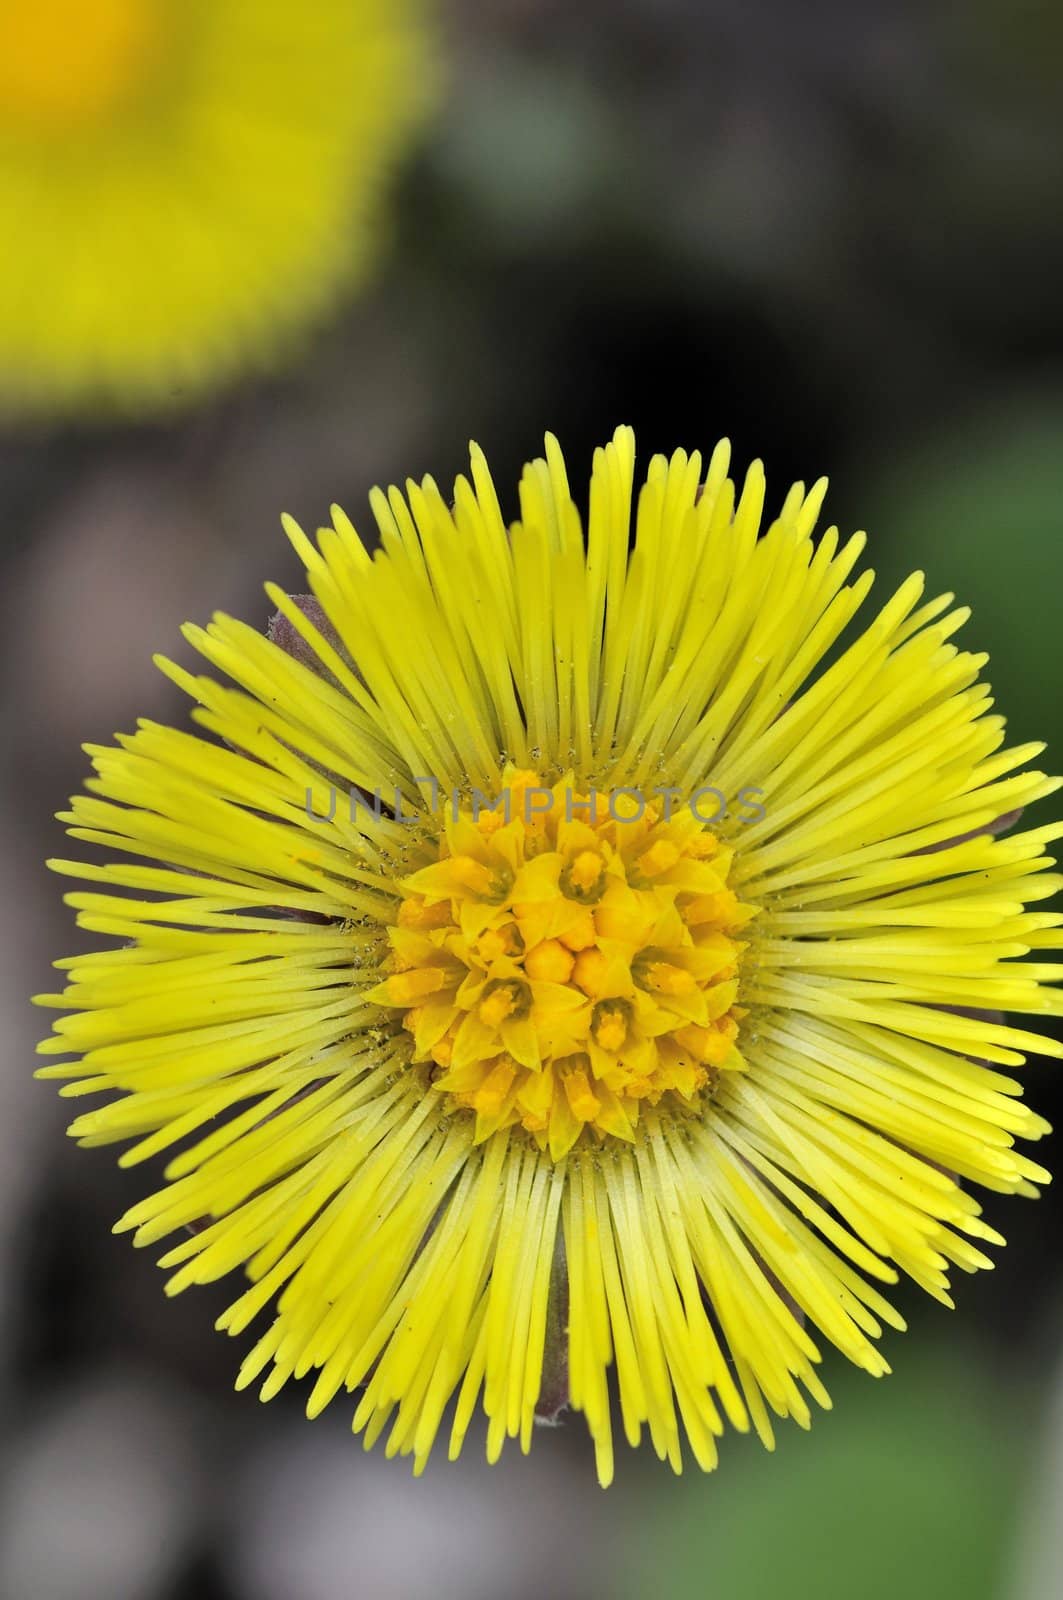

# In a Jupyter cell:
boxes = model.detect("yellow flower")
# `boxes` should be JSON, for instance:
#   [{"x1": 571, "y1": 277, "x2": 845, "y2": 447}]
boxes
[
  {"x1": 38, "y1": 427, "x2": 1061, "y2": 1486},
  {"x1": 0, "y1": 0, "x2": 432, "y2": 414}
]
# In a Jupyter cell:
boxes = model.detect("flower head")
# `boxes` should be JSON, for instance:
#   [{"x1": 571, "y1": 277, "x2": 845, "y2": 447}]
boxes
[
  {"x1": 38, "y1": 427, "x2": 1061, "y2": 1484},
  {"x1": 0, "y1": 0, "x2": 432, "y2": 413}
]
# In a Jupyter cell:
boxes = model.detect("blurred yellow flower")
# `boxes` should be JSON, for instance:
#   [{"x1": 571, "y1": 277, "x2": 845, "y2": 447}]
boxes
[
  {"x1": 38, "y1": 429, "x2": 1060, "y2": 1484},
  {"x1": 0, "y1": 0, "x2": 432, "y2": 413}
]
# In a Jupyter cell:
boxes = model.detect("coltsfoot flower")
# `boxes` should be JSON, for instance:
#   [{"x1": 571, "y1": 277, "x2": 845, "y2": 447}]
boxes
[
  {"x1": 0, "y1": 0, "x2": 431, "y2": 413},
  {"x1": 38, "y1": 427, "x2": 1061, "y2": 1484}
]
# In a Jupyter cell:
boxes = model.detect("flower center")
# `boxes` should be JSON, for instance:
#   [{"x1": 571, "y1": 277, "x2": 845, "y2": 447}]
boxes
[
  {"x1": 0, "y1": 0, "x2": 163, "y2": 133},
  {"x1": 370, "y1": 770, "x2": 755, "y2": 1160}
]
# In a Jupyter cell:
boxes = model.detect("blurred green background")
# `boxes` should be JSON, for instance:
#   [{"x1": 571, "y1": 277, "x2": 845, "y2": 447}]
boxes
[{"x1": 3, "y1": 3, "x2": 1063, "y2": 1597}]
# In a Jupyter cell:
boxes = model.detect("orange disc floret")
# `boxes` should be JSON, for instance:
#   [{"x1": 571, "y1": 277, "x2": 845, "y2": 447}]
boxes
[{"x1": 368, "y1": 767, "x2": 755, "y2": 1159}]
